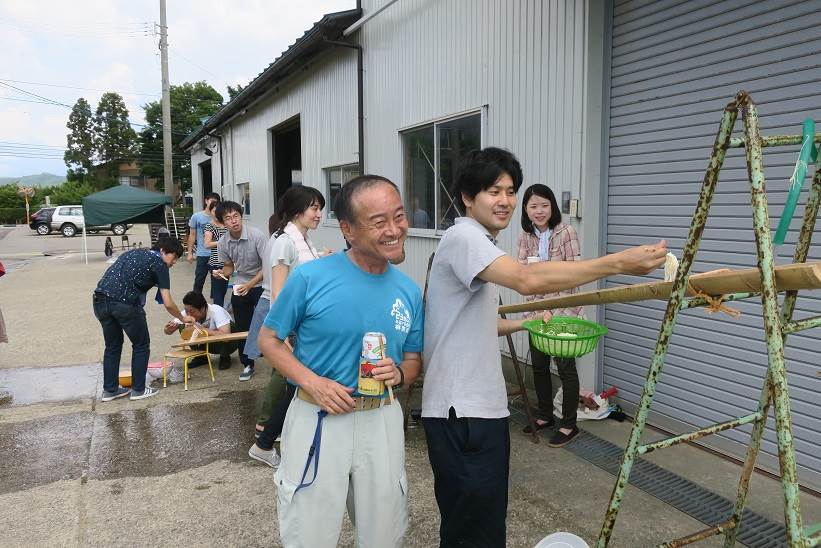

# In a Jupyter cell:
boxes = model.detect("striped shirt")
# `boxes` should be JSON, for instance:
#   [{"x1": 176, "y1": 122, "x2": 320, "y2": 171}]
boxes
[
  {"x1": 516, "y1": 222, "x2": 585, "y2": 320},
  {"x1": 205, "y1": 222, "x2": 228, "y2": 267}
]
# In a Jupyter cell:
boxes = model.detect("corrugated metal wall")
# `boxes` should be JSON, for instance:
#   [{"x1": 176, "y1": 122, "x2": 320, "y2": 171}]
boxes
[
  {"x1": 605, "y1": 0, "x2": 821, "y2": 489},
  {"x1": 215, "y1": 49, "x2": 359, "y2": 249},
  {"x1": 360, "y1": 0, "x2": 592, "y2": 366}
]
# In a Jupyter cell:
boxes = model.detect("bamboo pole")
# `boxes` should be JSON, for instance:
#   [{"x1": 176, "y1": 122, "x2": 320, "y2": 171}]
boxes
[{"x1": 499, "y1": 262, "x2": 821, "y2": 314}]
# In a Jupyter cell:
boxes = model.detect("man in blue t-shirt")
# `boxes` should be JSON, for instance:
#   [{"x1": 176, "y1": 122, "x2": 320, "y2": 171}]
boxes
[
  {"x1": 187, "y1": 192, "x2": 220, "y2": 294},
  {"x1": 259, "y1": 176, "x2": 423, "y2": 548}
]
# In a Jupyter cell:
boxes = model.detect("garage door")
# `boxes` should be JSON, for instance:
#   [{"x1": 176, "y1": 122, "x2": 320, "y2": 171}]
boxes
[{"x1": 604, "y1": 0, "x2": 821, "y2": 490}]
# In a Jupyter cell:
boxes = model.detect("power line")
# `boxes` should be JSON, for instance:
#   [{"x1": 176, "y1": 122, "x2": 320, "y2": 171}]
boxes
[
  {"x1": 0, "y1": 140, "x2": 64, "y2": 149},
  {"x1": 0, "y1": 81, "x2": 193, "y2": 137},
  {"x1": 0, "y1": 78, "x2": 159, "y2": 98},
  {"x1": 0, "y1": 20, "x2": 153, "y2": 38},
  {"x1": 0, "y1": 81, "x2": 72, "y2": 108},
  {"x1": 168, "y1": 50, "x2": 227, "y2": 87}
]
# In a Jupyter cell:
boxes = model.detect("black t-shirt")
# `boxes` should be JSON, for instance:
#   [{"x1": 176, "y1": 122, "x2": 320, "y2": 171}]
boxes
[{"x1": 95, "y1": 249, "x2": 170, "y2": 305}]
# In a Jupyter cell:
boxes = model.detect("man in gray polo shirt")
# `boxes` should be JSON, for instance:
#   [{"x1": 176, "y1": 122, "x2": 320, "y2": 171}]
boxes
[
  {"x1": 422, "y1": 147, "x2": 668, "y2": 547},
  {"x1": 213, "y1": 200, "x2": 267, "y2": 378}
]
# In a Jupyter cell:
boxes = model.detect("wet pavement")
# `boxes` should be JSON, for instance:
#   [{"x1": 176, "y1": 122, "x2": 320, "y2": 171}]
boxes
[
  {"x1": 0, "y1": 388, "x2": 259, "y2": 495},
  {"x1": 0, "y1": 363, "x2": 100, "y2": 407}
]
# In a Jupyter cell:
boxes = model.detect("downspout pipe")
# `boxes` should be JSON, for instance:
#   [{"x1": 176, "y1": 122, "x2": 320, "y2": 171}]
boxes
[
  {"x1": 323, "y1": 37, "x2": 365, "y2": 175},
  {"x1": 206, "y1": 132, "x2": 225, "y2": 195}
]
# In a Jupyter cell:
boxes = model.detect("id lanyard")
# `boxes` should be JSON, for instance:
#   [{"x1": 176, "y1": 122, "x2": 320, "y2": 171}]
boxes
[{"x1": 294, "y1": 408, "x2": 328, "y2": 494}]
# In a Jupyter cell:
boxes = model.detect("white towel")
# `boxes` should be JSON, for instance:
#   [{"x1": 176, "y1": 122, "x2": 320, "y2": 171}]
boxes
[{"x1": 283, "y1": 221, "x2": 319, "y2": 264}]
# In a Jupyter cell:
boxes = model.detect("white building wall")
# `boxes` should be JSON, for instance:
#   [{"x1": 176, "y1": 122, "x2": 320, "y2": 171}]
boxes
[
  {"x1": 211, "y1": 49, "x2": 359, "y2": 249},
  {"x1": 360, "y1": 0, "x2": 604, "y2": 383}
]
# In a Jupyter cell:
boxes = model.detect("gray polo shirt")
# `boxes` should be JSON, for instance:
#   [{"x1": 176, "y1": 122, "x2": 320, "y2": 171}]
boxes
[
  {"x1": 217, "y1": 225, "x2": 267, "y2": 286},
  {"x1": 422, "y1": 217, "x2": 507, "y2": 419}
]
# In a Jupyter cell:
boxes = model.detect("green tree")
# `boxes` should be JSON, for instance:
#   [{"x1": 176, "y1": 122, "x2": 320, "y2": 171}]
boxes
[
  {"x1": 47, "y1": 180, "x2": 97, "y2": 205},
  {"x1": 94, "y1": 92, "x2": 137, "y2": 183},
  {"x1": 139, "y1": 81, "x2": 223, "y2": 193},
  {"x1": 226, "y1": 83, "x2": 245, "y2": 100},
  {"x1": 0, "y1": 183, "x2": 53, "y2": 209},
  {"x1": 64, "y1": 98, "x2": 95, "y2": 182}
]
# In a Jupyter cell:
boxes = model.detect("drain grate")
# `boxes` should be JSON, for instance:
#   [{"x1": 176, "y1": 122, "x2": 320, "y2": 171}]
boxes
[{"x1": 509, "y1": 407, "x2": 787, "y2": 548}]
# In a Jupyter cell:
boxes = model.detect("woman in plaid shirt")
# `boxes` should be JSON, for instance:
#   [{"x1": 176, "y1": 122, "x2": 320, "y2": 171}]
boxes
[{"x1": 516, "y1": 184, "x2": 584, "y2": 447}]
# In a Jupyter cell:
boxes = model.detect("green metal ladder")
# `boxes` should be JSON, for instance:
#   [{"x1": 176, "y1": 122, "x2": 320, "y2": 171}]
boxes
[{"x1": 596, "y1": 91, "x2": 821, "y2": 548}]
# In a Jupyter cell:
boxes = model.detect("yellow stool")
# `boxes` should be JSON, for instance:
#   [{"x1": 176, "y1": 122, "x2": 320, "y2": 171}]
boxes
[{"x1": 162, "y1": 348, "x2": 214, "y2": 391}]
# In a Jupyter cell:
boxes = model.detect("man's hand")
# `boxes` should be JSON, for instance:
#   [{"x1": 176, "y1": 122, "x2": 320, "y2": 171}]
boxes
[
  {"x1": 542, "y1": 310, "x2": 554, "y2": 323},
  {"x1": 233, "y1": 283, "x2": 249, "y2": 296},
  {"x1": 302, "y1": 377, "x2": 355, "y2": 415},
  {"x1": 370, "y1": 357, "x2": 401, "y2": 387},
  {"x1": 211, "y1": 269, "x2": 228, "y2": 280},
  {"x1": 186, "y1": 252, "x2": 194, "y2": 264},
  {"x1": 617, "y1": 240, "x2": 668, "y2": 275},
  {"x1": 163, "y1": 320, "x2": 179, "y2": 335}
]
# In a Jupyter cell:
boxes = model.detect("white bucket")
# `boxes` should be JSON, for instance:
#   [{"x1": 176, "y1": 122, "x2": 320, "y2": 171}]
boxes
[{"x1": 534, "y1": 532, "x2": 590, "y2": 548}]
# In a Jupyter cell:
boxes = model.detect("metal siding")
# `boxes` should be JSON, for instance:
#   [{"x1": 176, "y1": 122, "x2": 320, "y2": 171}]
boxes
[
  {"x1": 606, "y1": 0, "x2": 821, "y2": 489},
  {"x1": 220, "y1": 49, "x2": 358, "y2": 248},
  {"x1": 361, "y1": 0, "x2": 591, "y2": 365}
]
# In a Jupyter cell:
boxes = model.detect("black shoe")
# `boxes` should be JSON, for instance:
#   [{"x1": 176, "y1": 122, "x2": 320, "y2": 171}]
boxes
[
  {"x1": 548, "y1": 426, "x2": 580, "y2": 447},
  {"x1": 522, "y1": 418, "x2": 555, "y2": 434},
  {"x1": 218, "y1": 356, "x2": 232, "y2": 370},
  {"x1": 189, "y1": 355, "x2": 209, "y2": 368}
]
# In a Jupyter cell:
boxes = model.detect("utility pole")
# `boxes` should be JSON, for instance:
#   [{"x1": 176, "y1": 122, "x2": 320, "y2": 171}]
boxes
[{"x1": 159, "y1": 0, "x2": 173, "y2": 200}]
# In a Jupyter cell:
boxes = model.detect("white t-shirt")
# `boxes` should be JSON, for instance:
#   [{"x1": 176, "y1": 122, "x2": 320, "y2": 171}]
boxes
[
  {"x1": 422, "y1": 217, "x2": 508, "y2": 419},
  {"x1": 202, "y1": 303, "x2": 232, "y2": 331},
  {"x1": 261, "y1": 233, "x2": 302, "y2": 301}
]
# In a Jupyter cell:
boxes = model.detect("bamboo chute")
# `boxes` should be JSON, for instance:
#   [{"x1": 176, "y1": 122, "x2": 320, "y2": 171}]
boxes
[{"x1": 498, "y1": 262, "x2": 821, "y2": 315}]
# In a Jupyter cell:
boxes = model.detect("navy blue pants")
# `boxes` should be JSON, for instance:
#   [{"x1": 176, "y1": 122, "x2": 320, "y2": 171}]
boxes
[
  {"x1": 423, "y1": 408, "x2": 510, "y2": 548},
  {"x1": 93, "y1": 294, "x2": 150, "y2": 393},
  {"x1": 209, "y1": 267, "x2": 228, "y2": 307},
  {"x1": 193, "y1": 255, "x2": 210, "y2": 295}
]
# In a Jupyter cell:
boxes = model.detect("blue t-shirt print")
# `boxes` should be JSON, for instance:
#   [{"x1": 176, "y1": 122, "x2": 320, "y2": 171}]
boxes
[
  {"x1": 263, "y1": 252, "x2": 424, "y2": 393},
  {"x1": 189, "y1": 212, "x2": 212, "y2": 257}
]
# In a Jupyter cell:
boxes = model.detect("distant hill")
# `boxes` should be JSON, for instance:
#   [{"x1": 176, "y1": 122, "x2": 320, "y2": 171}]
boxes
[{"x1": 0, "y1": 173, "x2": 66, "y2": 187}]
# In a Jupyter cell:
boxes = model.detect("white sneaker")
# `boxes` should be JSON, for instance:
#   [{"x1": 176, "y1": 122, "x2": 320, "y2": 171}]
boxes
[
  {"x1": 130, "y1": 386, "x2": 159, "y2": 400},
  {"x1": 239, "y1": 365, "x2": 255, "y2": 381},
  {"x1": 248, "y1": 443, "x2": 280, "y2": 468}
]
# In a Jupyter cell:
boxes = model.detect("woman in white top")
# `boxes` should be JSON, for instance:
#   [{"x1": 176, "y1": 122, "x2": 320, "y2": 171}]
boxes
[{"x1": 246, "y1": 185, "x2": 327, "y2": 467}]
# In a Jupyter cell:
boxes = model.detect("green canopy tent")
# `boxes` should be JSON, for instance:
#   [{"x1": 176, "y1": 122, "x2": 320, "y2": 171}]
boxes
[{"x1": 81, "y1": 186, "x2": 173, "y2": 263}]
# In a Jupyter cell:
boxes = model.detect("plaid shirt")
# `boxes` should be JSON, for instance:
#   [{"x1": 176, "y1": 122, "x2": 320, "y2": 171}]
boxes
[{"x1": 516, "y1": 222, "x2": 585, "y2": 319}]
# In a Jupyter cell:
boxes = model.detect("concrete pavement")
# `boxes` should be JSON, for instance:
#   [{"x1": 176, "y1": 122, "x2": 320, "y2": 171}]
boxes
[{"x1": 1, "y1": 224, "x2": 818, "y2": 547}]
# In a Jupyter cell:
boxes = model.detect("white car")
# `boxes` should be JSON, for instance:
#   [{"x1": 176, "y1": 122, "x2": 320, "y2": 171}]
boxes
[{"x1": 49, "y1": 205, "x2": 129, "y2": 237}]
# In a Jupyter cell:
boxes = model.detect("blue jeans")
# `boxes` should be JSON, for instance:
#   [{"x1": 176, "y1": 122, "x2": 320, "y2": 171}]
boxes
[
  {"x1": 243, "y1": 296, "x2": 270, "y2": 361},
  {"x1": 210, "y1": 267, "x2": 229, "y2": 307},
  {"x1": 93, "y1": 294, "x2": 150, "y2": 393},
  {"x1": 193, "y1": 255, "x2": 210, "y2": 294},
  {"x1": 232, "y1": 286, "x2": 263, "y2": 367}
]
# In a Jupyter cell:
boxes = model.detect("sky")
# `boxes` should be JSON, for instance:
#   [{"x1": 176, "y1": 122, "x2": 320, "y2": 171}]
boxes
[{"x1": 0, "y1": 0, "x2": 356, "y2": 178}]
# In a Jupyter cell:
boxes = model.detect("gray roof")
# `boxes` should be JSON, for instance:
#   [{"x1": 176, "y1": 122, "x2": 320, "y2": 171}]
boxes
[{"x1": 181, "y1": 8, "x2": 361, "y2": 150}]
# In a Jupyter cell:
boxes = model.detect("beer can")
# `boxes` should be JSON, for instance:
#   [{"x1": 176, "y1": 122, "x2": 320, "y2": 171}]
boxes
[{"x1": 358, "y1": 332, "x2": 386, "y2": 396}]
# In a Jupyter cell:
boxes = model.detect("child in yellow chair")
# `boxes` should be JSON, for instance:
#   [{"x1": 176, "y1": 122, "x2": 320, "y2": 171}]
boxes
[{"x1": 164, "y1": 291, "x2": 239, "y2": 368}]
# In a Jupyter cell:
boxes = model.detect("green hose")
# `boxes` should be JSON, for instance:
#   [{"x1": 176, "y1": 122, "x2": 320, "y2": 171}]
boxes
[{"x1": 774, "y1": 118, "x2": 818, "y2": 245}]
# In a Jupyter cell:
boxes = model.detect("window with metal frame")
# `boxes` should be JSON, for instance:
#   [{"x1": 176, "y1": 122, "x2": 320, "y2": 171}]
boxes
[
  {"x1": 237, "y1": 182, "x2": 251, "y2": 215},
  {"x1": 324, "y1": 163, "x2": 360, "y2": 219},
  {"x1": 401, "y1": 112, "x2": 482, "y2": 231}
]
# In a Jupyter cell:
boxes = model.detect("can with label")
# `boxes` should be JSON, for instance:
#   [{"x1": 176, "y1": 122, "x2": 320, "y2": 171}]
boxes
[{"x1": 358, "y1": 332, "x2": 386, "y2": 396}]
